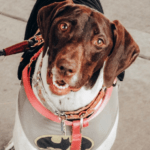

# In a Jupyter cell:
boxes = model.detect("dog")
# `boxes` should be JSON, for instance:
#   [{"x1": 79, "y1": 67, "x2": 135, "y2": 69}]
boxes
[{"x1": 4, "y1": 0, "x2": 140, "y2": 149}]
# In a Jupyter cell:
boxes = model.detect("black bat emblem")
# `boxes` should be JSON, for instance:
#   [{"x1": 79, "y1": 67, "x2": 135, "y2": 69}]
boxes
[
  {"x1": 36, "y1": 136, "x2": 93, "y2": 150},
  {"x1": 37, "y1": 137, "x2": 71, "y2": 150}
]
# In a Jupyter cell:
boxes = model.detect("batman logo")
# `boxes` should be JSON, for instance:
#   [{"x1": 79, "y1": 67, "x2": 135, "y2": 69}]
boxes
[{"x1": 35, "y1": 135, "x2": 94, "y2": 150}]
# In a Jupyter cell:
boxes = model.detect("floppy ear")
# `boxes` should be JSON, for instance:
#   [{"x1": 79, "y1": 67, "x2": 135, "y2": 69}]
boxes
[
  {"x1": 103, "y1": 20, "x2": 140, "y2": 88},
  {"x1": 37, "y1": 0, "x2": 73, "y2": 56}
]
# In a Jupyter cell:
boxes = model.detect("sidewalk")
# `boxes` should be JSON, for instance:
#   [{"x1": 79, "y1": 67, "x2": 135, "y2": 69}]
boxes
[{"x1": 0, "y1": 0, "x2": 150, "y2": 149}]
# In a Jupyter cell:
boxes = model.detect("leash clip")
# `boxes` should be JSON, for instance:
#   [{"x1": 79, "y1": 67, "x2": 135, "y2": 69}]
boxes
[
  {"x1": 80, "y1": 117, "x2": 83, "y2": 133},
  {"x1": 61, "y1": 117, "x2": 66, "y2": 135},
  {"x1": 56, "y1": 112, "x2": 67, "y2": 135}
]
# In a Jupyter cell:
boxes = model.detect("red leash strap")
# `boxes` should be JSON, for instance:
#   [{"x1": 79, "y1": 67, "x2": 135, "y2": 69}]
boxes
[
  {"x1": 71, "y1": 121, "x2": 82, "y2": 150},
  {"x1": 0, "y1": 29, "x2": 44, "y2": 56},
  {"x1": 71, "y1": 120, "x2": 89, "y2": 150},
  {"x1": 4, "y1": 41, "x2": 29, "y2": 56}
]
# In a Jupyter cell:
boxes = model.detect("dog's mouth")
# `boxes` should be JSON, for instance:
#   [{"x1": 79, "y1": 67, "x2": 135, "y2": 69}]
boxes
[
  {"x1": 52, "y1": 75, "x2": 69, "y2": 90},
  {"x1": 47, "y1": 73, "x2": 80, "y2": 95}
]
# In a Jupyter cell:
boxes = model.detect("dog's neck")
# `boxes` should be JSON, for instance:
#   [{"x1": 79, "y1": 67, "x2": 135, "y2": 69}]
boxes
[{"x1": 32, "y1": 52, "x2": 104, "y2": 112}]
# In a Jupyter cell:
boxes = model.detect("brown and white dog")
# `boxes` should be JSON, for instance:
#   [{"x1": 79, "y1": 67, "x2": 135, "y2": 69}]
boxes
[{"x1": 4, "y1": 0, "x2": 140, "y2": 150}]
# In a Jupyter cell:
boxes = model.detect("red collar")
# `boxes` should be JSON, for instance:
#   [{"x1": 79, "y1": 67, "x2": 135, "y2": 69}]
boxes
[{"x1": 22, "y1": 47, "x2": 113, "y2": 150}]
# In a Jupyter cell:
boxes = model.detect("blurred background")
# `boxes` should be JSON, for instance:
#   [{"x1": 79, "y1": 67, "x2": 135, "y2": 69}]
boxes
[{"x1": 0, "y1": 0, "x2": 150, "y2": 149}]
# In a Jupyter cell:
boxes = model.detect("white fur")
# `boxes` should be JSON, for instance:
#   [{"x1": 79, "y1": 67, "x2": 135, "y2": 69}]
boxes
[{"x1": 32, "y1": 52, "x2": 104, "y2": 112}]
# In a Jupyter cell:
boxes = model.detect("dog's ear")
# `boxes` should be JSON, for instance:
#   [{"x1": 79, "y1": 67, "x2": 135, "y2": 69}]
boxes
[
  {"x1": 103, "y1": 20, "x2": 140, "y2": 88},
  {"x1": 37, "y1": 1, "x2": 73, "y2": 56}
]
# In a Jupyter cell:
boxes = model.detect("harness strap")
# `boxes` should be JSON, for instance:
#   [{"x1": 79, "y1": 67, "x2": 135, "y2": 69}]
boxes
[{"x1": 71, "y1": 121, "x2": 82, "y2": 150}]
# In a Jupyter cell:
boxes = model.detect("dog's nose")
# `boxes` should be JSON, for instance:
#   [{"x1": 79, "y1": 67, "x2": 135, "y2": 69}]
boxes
[{"x1": 57, "y1": 59, "x2": 77, "y2": 76}]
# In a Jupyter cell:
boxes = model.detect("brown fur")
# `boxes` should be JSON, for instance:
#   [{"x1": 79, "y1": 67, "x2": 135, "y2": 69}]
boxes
[{"x1": 37, "y1": 1, "x2": 140, "y2": 89}]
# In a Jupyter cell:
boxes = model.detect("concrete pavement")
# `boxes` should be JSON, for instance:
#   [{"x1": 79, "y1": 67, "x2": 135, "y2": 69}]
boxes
[{"x1": 0, "y1": 0, "x2": 150, "y2": 149}]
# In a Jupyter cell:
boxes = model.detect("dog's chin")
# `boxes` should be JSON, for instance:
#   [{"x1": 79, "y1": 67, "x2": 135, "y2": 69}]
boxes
[{"x1": 47, "y1": 74, "x2": 81, "y2": 96}]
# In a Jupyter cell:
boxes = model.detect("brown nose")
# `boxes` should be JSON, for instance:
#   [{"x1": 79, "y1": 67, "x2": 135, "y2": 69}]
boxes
[{"x1": 57, "y1": 59, "x2": 77, "y2": 76}]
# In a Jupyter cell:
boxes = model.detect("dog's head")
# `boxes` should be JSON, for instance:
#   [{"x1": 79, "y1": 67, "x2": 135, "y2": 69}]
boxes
[{"x1": 37, "y1": 0, "x2": 140, "y2": 95}]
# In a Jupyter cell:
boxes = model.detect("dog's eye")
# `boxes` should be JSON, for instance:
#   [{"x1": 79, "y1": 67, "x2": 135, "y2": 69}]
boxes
[
  {"x1": 97, "y1": 39, "x2": 103, "y2": 45},
  {"x1": 94, "y1": 38, "x2": 103, "y2": 46},
  {"x1": 59, "y1": 23, "x2": 69, "y2": 31}
]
